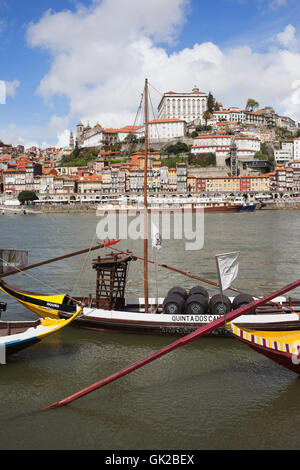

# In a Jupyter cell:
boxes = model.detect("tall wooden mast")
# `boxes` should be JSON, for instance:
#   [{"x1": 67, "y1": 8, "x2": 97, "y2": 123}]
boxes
[{"x1": 144, "y1": 79, "x2": 149, "y2": 313}]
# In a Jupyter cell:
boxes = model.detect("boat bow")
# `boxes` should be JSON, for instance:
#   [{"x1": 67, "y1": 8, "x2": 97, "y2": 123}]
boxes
[{"x1": 0, "y1": 279, "x2": 76, "y2": 319}]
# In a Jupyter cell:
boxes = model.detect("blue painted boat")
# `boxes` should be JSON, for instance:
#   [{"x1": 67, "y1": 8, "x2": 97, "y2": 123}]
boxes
[
  {"x1": 0, "y1": 303, "x2": 83, "y2": 364},
  {"x1": 240, "y1": 204, "x2": 256, "y2": 212}
]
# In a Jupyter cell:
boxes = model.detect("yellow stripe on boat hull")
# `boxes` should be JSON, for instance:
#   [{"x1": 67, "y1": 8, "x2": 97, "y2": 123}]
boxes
[
  {"x1": 229, "y1": 323, "x2": 300, "y2": 356},
  {"x1": 0, "y1": 281, "x2": 72, "y2": 319},
  {"x1": 36, "y1": 306, "x2": 84, "y2": 339}
]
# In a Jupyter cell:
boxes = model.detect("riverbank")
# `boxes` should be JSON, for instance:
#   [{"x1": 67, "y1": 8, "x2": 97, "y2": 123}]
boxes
[
  {"x1": 1, "y1": 199, "x2": 300, "y2": 214},
  {"x1": 0, "y1": 204, "x2": 97, "y2": 214},
  {"x1": 261, "y1": 200, "x2": 300, "y2": 210}
]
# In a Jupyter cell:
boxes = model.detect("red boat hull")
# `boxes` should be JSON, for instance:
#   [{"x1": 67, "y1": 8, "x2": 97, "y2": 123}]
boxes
[{"x1": 237, "y1": 335, "x2": 300, "y2": 375}]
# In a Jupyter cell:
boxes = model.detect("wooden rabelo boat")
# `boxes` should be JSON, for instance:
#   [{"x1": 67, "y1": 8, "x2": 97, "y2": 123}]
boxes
[{"x1": 0, "y1": 301, "x2": 83, "y2": 364}]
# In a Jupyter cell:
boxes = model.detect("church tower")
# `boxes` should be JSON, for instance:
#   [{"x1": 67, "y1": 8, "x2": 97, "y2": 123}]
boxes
[
  {"x1": 76, "y1": 121, "x2": 84, "y2": 146},
  {"x1": 69, "y1": 131, "x2": 75, "y2": 149}
]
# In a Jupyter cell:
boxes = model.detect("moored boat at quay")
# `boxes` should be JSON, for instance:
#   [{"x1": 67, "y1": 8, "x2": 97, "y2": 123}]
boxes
[{"x1": 96, "y1": 195, "x2": 244, "y2": 213}]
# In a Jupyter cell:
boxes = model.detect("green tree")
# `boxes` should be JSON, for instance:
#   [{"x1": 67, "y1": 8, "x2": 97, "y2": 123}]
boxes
[
  {"x1": 202, "y1": 110, "x2": 212, "y2": 126},
  {"x1": 164, "y1": 141, "x2": 190, "y2": 155},
  {"x1": 188, "y1": 152, "x2": 216, "y2": 167},
  {"x1": 207, "y1": 92, "x2": 218, "y2": 113},
  {"x1": 18, "y1": 191, "x2": 39, "y2": 205},
  {"x1": 246, "y1": 98, "x2": 260, "y2": 111}
]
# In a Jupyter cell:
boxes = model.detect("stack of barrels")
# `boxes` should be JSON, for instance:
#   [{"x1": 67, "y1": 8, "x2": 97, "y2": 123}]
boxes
[{"x1": 162, "y1": 286, "x2": 254, "y2": 316}]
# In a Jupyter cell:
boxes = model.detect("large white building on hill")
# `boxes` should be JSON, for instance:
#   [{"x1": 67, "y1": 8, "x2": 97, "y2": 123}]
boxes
[{"x1": 157, "y1": 86, "x2": 208, "y2": 123}]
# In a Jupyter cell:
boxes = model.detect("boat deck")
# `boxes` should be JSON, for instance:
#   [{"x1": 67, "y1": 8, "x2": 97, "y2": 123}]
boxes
[{"x1": 0, "y1": 320, "x2": 40, "y2": 337}]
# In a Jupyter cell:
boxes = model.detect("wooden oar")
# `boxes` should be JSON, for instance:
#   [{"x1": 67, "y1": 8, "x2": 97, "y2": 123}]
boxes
[
  {"x1": 0, "y1": 239, "x2": 120, "y2": 279},
  {"x1": 36, "y1": 278, "x2": 300, "y2": 412}
]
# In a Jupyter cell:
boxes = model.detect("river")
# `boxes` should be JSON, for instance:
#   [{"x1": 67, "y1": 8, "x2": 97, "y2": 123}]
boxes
[{"x1": 1, "y1": 210, "x2": 300, "y2": 450}]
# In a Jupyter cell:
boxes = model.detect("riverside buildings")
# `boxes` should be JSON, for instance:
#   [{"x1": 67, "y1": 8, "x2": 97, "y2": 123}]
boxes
[
  {"x1": 212, "y1": 107, "x2": 298, "y2": 129},
  {"x1": 3, "y1": 148, "x2": 300, "y2": 200},
  {"x1": 191, "y1": 134, "x2": 261, "y2": 164},
  {"x1": 1, "y1": 83, "x2": 300, "y2": 203}
]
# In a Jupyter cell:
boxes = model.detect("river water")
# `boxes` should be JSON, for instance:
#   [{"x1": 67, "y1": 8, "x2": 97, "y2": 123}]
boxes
[{"x1": 1, "y1": 210, "x2": 300, "y2": 450}]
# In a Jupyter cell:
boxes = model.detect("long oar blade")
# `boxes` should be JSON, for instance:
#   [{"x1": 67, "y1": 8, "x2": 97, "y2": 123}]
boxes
[
  {"x1": 37, "y1": 278, "x2": 300, "y2": 412},
  {"x1": 0, "y1": 239, "x2": 120, "y2": 279}
]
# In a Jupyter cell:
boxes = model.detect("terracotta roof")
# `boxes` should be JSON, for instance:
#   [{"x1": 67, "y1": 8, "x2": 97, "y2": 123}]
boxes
[
  {"x1": 79, "y1": 174, "x2": 102, "y2": 182},
  {"x1": 149, "y1": 118, "x2": 184, "y2": 124},
  {"x1": 195, "y1": 135, "x2": 233, "y2": 139}
]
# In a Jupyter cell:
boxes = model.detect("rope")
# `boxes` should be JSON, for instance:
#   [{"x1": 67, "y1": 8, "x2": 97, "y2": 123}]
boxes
[
  {"x1": 70, "y1": 233, "x2": 98, "y2": 298},
  {"x1": 148, "y1": 91, "x2": 161, "y2": 140}
]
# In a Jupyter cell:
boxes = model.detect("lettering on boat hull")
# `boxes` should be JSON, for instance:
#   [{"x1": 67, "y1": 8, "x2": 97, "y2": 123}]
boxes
[{"x1": 171, "y1": 314, "x2": 222, "y2": 322}]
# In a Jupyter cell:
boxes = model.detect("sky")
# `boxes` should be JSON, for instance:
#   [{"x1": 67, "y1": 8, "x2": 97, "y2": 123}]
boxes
[{"x1": 1, "y1": 0, "x2": 300, "y2": 148}]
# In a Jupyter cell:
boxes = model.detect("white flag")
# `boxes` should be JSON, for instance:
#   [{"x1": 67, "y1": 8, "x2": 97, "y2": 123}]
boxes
[
  {"x1": 151, "y1": 223, "x2": 162, "y2": 250},
  {"x1": 0, "y1": 249, "x2": 28, "y2": 274},
  {"x1": 215, "y1": 251, "x2": 240, "y2": 291}
]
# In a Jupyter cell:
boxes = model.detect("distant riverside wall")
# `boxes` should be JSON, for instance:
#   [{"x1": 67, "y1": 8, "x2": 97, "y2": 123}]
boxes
[
  {"x1": 0, "y1": 204, "x2": 97, "y2": 214},
  {"x1": 260, "y1": 200, "x2": 300, "y2": 210},
  {"x1": 2, "y1": 200, "x2": 300, "y2": 214}
]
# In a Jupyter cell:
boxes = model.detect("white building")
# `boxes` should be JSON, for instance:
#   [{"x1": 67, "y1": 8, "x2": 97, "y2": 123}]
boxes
[
  {"x1": 191, "y1": 135, "x2": 232, "y2": 165},
  {"x1": 235, "y1": 136, "x2": 261, "y2": 156},
  {"x1": 213, "y1": 108, "x2": 266, "y2": 127},
  {"x1": 82, "y1": 131, "x2": 104, "y2": 148},
  {"x1": 274, "y1": 150, "x2": 292, "y2": 164},
  {"x1": 282, "y1": 141, "x2": 294, "y2": 155},
  {"x1": 147, "y1": 118, "x2": 187, "y2": 140},
  {"x1": 117, "y1": 126, "x2": 141, "y2": 142},
  {"x1": 213, "y1": 108, "x2": 243, "y2": 123},
  {"x1": 191, "y1": 134, "x2": 260, "y2": 165},
  {"x1": 276, "y1": 116, "x2": 298, "y2": 129},
  {"x1": 275, "y1": 141, "x2": 294, "y2": 164},
  {"x1": 293, "y1": 137, "x2": 300, "y2": 160},
  {"x1": 157, "y1": 86, "x2": 208, "y2": 123},
  {"x1": 78, "y1": 122, "x2": 140, "y2": 148}
]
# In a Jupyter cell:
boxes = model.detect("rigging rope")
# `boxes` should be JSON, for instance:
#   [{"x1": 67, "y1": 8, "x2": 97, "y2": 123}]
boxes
[{"x1": 70, "y1": 232, "x2": 98, "y2": 298}]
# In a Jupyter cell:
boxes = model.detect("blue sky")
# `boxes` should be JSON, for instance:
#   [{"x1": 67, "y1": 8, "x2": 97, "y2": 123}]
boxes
[{"x1": 1, "y1": 0, "x2": 300, "y2": 147}]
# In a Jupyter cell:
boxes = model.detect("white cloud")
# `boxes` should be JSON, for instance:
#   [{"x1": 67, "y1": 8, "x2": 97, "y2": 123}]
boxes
[
  {"x1": 22, "y1": 2, "x2": 300, "y2": 147},
  {"x1": 277, "y1": 24, "x2": 296, "y2": 47},
  {"x1": 0, "y1": 19, "x2": 6, "y2": 34},
  {"x1": 5, "y1": 80, "x2": 20, "y2": 97},
  {"x1": 270, "y1": 0, "x2": 287, "y2": 8},
  {"x1": 57, "y1": 129, "x2": 71, "y2": 148},
  {"x1": 0, "y1": 122, "x2": 39, "y2": 148},
  {"x1": 0, "y1": 79, "x2": 20, "y2": 104},
  {"x1": 0, "y1": 114, "x2": 70, "y2": 149}
]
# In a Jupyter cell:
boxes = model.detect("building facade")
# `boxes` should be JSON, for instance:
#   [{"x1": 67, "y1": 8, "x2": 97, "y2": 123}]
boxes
[
  {"x1": 294, "y1": 137, "x2": 300, "y2": 160},
  {"x1": 191, "y1": 135, "x2": 260, "y2": 165},
  {"x1": 147, "y1": 118, "x2": 187, "y2": 140},
  {"x1": 157, "y1": 86, "x2": 208, "y2": 123}
]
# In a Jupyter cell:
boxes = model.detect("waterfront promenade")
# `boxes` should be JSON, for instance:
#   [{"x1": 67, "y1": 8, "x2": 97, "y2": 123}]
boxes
[{"x1": 2, "y1": 197, "x2": 300, "y2": 214}]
